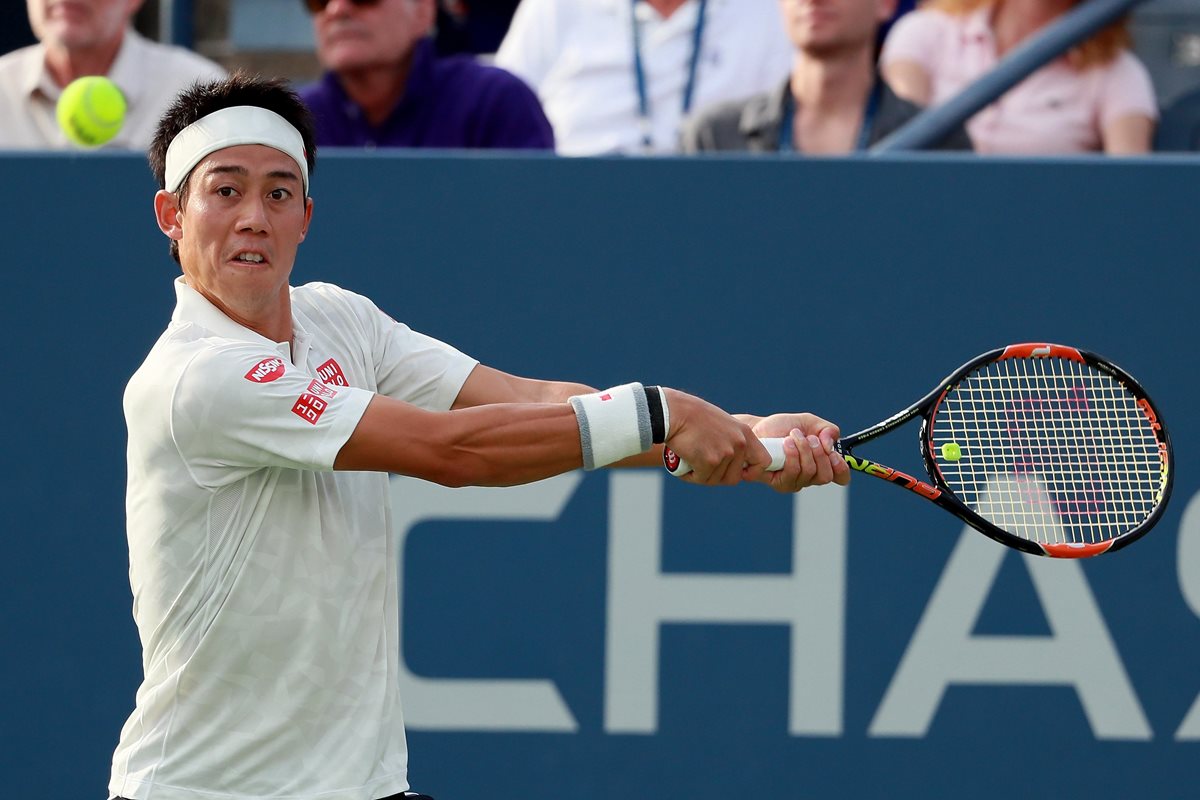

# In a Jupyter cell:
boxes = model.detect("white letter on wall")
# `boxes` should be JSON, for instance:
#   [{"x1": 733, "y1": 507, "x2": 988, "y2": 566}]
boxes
[
  {"x1": 604, "y1": 472, "x2": 847, "y2": 735},
  {"x1": 390, "y1": 473, "x2": 582, "y2": 731},
  {"x1": 869, "y1": 529, "x2": 1151, "y2": 740}
]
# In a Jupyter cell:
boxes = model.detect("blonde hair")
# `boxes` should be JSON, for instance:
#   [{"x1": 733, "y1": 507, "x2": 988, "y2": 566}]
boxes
[{"x1": 923, "y1": 0, "x2": 1131, "y2": 69}]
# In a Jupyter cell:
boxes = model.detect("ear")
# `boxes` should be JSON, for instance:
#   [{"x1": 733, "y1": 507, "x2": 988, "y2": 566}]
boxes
[
  {"x1": 154, "y1": 189, "x2": 184, "y2": 242},
  {"x1": 298, "y1": 196, "x2": 315, "y2": 244},
  {"x1": 877, "y1": 0, "x2": 899, "y2": 23}
]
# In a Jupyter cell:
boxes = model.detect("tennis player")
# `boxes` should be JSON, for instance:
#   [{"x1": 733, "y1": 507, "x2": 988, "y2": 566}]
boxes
[{"x1": 108, "y1": 73, "x2": 849, "y2": 800}]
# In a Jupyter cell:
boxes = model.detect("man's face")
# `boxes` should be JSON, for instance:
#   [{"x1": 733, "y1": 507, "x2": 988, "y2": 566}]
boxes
[
  {"x1": 312, "y1": 0, "x2": 434, "y2": 72},
  {"x1": 778, "y1": 0, "x2": 894, "y2": 55},
  {"x1": 27, "y1": 0, "x2": 141, "y2": 51},
  {"x1": 157, "y1": 144, "x2": 313, "y2": 320}
]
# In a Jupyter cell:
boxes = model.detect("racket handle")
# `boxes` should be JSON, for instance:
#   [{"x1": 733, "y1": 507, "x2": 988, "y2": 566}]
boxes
[{"x1": 663, "y1": 437, "x2": 788, "y2": 477}]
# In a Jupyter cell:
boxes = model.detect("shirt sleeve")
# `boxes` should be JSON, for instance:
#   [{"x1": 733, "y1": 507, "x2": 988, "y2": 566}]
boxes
[
  {"x1": 879, "y1": 9, "x2": 945, "y2": 73},
  {"x1": 340, "y1": 291, "x2": 479, "y2": 411},
  {"x1": 171, "y1": 344, "x2": 374, "y2": 483},
  {"x1": 1097, "y1": 51, "x2": 1160, "y2": 129}
]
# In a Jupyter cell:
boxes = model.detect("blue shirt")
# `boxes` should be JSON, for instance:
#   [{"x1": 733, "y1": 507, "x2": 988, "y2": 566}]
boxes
[{"x1": 299, "y1": 39, "x2": 554, "y2": 150}]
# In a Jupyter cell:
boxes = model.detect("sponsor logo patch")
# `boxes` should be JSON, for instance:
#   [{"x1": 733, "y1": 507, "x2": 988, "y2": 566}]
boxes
[
  {"x1": 292, "y1": 392, "x2": 329, "y2": 425},
  {"x1": 245, "y1": 357, "x2": 286, "y2": 383},
  {"x1": 306, "y1": 378, "x2": 338, "y2": 400},
  {"x1": 316, "y1": 358, "x2": 348, "y2": 387}
]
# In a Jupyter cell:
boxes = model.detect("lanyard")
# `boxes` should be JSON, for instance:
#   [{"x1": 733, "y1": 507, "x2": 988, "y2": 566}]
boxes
[
  {"x1": 631, "y1": 0, "x2": 709, "y2": 151},
  {"x1": 778, "y1": 78, "x2": 882, "y2": 154}
]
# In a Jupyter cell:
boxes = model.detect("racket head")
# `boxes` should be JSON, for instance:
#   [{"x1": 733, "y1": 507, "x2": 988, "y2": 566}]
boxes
[{"x1": 917, "y1": 343, "x2": 1173, "y2": 558}]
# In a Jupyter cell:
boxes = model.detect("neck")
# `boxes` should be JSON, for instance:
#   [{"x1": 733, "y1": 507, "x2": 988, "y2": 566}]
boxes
[
  {"x1": 644, "y1": 0, "x2": 690, "y2": 19},
  {"x1": 991, "y1": 0, "x2": 1072, "y2": 54},
  {"x1": 193, "y1": 280, "x2": 295, "y2": 347},
  {"x1": 335, "y1": 47, "x2": 419, "y2": 127},
  {"x1": 790, "y1": 45, "x2": 875, "y2": 115},
  {"x1": 43, "y1": 31, "x2": 125, "y2": 88}
]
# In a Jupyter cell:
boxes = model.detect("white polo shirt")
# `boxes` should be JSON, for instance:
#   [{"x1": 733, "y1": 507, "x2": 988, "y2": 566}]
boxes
[
  {"x1": 0, "y1": 28, "x2": 226, "y2": 151},
  {"x1": 495, "y1": 0, "x2": 792, "y2": 155},
  {"x1": 110, "y1": 279, "x2": 478, "y2": 800}
]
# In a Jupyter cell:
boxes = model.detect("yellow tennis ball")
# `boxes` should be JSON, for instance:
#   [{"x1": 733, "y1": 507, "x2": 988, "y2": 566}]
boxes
[
  {"x1": 56, "y1": 76, "x2": 126, "y2": 148},
  {"x1": 941, "y1": 442, "x2": 962, "y2": 462}
]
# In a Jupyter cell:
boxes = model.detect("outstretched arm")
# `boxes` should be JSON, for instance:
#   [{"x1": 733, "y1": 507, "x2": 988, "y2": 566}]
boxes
[
  {"x1": 442, "y1": 365, "x2": 848, "y2": 489},
  {"x1": 335, "y1": 365, "x2": 773, "y2": 486}
]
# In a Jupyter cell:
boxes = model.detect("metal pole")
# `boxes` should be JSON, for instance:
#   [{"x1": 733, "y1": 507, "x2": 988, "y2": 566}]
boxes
[
  {"x1": 158, "y1": 0, "x2": 174, "y2": 43},
  {"x1": 157, "y1": 0, "x2": 195, "y2": 48},
  {"x1": 871, "y1": 0, "x2": 1153, "y2": 153}
]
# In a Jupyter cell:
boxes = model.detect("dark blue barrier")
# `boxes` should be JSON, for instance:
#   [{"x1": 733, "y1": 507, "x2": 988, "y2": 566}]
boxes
[{"x1": 2, "y1": 151, "x2": 1197, "y2": 798}]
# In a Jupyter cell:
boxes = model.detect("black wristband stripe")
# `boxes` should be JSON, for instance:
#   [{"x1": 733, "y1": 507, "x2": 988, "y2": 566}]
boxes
[{"x1": 644, "y1": 386, "x2": 666, "y2": 444}]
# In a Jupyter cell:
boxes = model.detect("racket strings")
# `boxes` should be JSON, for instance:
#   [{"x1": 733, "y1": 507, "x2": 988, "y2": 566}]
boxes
[{"x1": 931, "y1": 357, "x2": 1166, "y2": 545}]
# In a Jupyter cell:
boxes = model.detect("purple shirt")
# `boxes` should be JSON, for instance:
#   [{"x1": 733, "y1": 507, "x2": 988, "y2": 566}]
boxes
[{"x1": 299, "y1": 39, "x2": 554, "y2": 149}]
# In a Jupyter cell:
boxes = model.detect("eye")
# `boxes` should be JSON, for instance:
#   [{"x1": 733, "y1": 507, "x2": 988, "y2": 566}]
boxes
[
  {"x1": 217, "y1": 186, "x2": 237, "y2": 198},
  {"x1": 269, "y1": 188, "x2": 292, "y2": 201}
]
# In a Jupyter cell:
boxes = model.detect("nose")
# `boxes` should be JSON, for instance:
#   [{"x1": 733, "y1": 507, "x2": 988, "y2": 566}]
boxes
[
  {"x1": 236, "y1": 194, "x2": 270, "y2": 234},
  {"x1": 322, "y1": 0, "x2": 359, "y2": 15}
]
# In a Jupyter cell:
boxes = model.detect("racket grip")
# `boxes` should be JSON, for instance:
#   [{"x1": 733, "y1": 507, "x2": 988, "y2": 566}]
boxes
[{"x1": 663, "y1": 437, "x2": 788, "y2": 477}]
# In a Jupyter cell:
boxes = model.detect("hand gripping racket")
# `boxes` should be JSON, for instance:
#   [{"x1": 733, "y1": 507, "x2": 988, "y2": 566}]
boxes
[{"x1": 664, "y1": 343, "x2": 1174, "y2": 558}]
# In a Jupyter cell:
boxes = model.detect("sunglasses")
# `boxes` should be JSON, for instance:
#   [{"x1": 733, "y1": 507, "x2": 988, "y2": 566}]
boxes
[{"x1": 303, "y1": 0, "x2": 382, "y2": 13}]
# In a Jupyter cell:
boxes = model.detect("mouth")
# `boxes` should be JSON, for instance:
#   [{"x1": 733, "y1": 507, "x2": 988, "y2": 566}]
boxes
[
  {"x1": 229, "y1": 250, "x2": 270, "y2": 267},
  {"x1": 46, "y1": 1, "x2": 91, "y2": 20},
  {"x1": 323, "y1": 19, "x2": 368, "y2": 38}
]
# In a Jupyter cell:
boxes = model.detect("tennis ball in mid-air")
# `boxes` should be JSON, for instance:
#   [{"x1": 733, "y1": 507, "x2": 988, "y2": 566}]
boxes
[
  {"x1": 56, "y1": 76, "x2": 126, "y2": 148},
  {"x1": 941, "y1": 442, "x2": 963, "y2": 462}
]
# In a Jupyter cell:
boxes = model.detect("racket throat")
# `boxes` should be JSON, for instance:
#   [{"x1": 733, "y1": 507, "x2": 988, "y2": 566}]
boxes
[{"x1": 842, "y1": 454, "x2": 941, "y2": 500}]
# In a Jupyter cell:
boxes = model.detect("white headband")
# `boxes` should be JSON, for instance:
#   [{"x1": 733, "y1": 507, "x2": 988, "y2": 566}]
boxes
[{"x1": 164, "y1": 105, "x2": 309, "y2": 195}]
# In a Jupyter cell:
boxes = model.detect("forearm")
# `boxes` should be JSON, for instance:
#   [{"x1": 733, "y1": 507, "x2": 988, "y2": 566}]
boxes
[
  {"x1": 335, "y1": 396, "x2": 583, "y2": 487},
  {"x1": 444, "y1": 365, "x2": 786, "y2": 484}
]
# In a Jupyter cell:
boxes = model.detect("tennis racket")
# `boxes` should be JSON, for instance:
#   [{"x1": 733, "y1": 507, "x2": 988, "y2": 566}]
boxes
[{"x1": 664, "y1": 343, "x2": 1173, "y2": 558}]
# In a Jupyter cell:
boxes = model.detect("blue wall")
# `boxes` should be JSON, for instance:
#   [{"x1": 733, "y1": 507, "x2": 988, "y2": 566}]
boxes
[{"x1": 2, "y1": 151, "x2": 1198, "y2": 798}]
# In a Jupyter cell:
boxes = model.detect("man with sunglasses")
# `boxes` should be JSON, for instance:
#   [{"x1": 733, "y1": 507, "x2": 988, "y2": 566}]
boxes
[{"x1": 298, "y1": 0, "x2": 553, "y2": 149}]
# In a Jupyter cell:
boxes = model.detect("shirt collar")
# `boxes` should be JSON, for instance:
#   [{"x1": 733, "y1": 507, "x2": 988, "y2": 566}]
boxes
[
  {"x1": 740, "y1": 78, "x2": 790, "y2": 138},
  {"x1": 17, "y1": 43, "x2": 56, "y2": 102},
  {"x1": 171, "y1": 277, "x2": 309, "y2": 361},
  {"x1": 106, "y1": 28, "x2": 150, "y2": 105},
  {"x1": 392, "y1": 37, "x2": 436, "y2": 112}
]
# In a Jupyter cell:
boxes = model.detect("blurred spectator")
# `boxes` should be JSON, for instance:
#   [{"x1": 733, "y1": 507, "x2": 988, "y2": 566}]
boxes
[
  {"x1": 298, "y1": 0, "x2": 553, "y2": 149},
  {"x1": 0, "y1": 0, "x2": 225, "y2": 150},
  {"x1": 880, "y1": 0, "x2": 1157, "y2": 154},
  {"x1": 435, "y1": 0, "x2": 521, "y2": 56},
  {"x1": 495, "y1": 0, "x2": 794, "y2": 155},
  {"x1": 683, "y1": 0, "x2": 972, "y2": 153}
]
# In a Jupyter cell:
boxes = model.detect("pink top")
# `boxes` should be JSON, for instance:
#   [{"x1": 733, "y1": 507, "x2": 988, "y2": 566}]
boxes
[{"x1": 880, "y1": 7, "x2": 1158, "y2": 154}]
